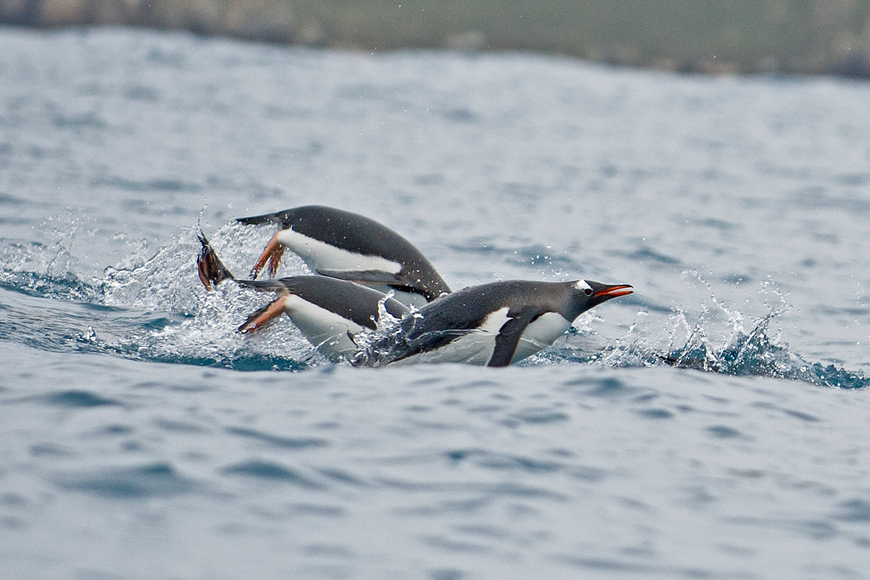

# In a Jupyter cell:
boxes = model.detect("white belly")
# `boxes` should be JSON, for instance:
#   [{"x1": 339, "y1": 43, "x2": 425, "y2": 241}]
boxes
[
  {"x1": 276, "y1": 228, "x2": 401, "y2": 275},
  {"x1": 510, "y1": 312, "x2": 571, "y2": 364},
  {"x1": 282, "y1": 294, "x2": 364, "y2": 361}
]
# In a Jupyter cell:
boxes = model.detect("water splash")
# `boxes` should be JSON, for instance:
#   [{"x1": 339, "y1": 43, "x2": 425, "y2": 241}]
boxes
[
  {"x1": 348, "y1": 291, "x2": 411, "y2": 367},
  {"x1": 598, "y1": 278, "x2": 869, "y2": 389},
  {"x1": 0, "y1": 234, "x2": 97, "y2": 303},
  {"x1": 1, "y1": 223, "x2": 317, "y2": 370},
  {"x1": 668, "y1": 315, "x2": 867, "y2": 389},
  {"x1": 99, "y1": 223, "x2": 292, "y2": 314},
  {"x1": 91, "y1": 223, "x2": 319, "y2": 368},
  {"x1": 136, "y1": 280, "x2": 322, "y2": 370},
  {"x1": 2, "y1": 226, "x2": 867, "y2": 385}
]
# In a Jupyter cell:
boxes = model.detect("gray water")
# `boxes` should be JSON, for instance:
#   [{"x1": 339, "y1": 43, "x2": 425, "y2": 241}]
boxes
[{"x1": 2, "y1": 27, "x2": 870, "y2": 579}]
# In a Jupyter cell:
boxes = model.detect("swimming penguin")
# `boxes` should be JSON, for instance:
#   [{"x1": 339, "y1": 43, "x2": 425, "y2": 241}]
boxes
[
  {"x1": 235, "y1": 277, "x2": 409, "y2": 361},
  {"x1": 360, "y1": 279, "x2": 632, "y2": 367},
  {"x1": 236, "y1": 205, "x2": 451, "y2": 307},
  {"x1": 196, "y1": 232, "x2": 408, "y2": 361}
]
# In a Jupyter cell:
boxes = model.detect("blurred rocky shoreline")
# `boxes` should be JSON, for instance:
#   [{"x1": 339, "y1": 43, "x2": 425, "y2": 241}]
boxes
[
  {"x1": 2, "y1": 0, "x2": 869, "y2": 78},
  {"x1": 0, "y1": 0, "x2": 294, "y2": 42}
]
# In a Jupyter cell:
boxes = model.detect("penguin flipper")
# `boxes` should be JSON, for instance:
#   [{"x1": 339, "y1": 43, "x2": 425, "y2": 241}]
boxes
[
  {"x1": 236, "y1": 210, "x2": 291, "y2": 226},
  {"x1": 236, "y1": 279, "x2": 291, "y2": 293},
  {"x1": 316, "y1": 268, "x2": 407, "y2": 286},
  {"x1": 488, "y1": 308, "x2": 541, "y2": 367}
]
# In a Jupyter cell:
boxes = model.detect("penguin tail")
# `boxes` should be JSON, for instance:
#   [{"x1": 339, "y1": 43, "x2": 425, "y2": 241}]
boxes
[{"x1": 196, "y1": 231, "x2": 236, "y2": 290}]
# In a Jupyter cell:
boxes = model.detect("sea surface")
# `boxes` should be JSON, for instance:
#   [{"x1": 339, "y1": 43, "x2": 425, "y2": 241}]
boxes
[{"x1": 2, "y1": 26, "x2": 870, "y2": 580}]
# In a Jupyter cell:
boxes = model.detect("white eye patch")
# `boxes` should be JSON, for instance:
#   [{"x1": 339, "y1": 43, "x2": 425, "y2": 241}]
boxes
[{"x1": 574, "y1": 280, "x2": 592, "y2": 292}]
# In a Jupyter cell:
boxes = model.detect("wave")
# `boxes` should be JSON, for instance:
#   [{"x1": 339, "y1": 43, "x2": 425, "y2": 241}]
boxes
[{"x1": 1, "y1": 229, "x2": 866, "y2": 388}]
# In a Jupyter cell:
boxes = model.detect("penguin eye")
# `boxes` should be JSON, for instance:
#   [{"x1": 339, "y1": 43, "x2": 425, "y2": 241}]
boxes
[{"x1": 584, "y1": 288, "x2": 593, "y2": 296}]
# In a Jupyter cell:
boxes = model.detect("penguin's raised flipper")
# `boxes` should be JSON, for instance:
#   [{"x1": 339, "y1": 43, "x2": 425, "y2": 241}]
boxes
[
  {"x1": 488, "y1": 308, "x2": 541, "y2": 367},
  {"x1": 236, "y1": 278, "x2": 292, "y2": 293},
  {"x1": 316, "y1": 268, "x2": 407, "y2": 285},
  {"x1": 236, "y1": 210, "x2": 291, "y2": 226}
]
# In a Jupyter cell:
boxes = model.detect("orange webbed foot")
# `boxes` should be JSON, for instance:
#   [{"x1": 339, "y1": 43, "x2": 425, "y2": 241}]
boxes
[
  {"x1": 250, "y1": 232, "x2": 282, "y2": 279},
  {"x1": 238, "y1": 295, "x2": 289, "y2": 333}
]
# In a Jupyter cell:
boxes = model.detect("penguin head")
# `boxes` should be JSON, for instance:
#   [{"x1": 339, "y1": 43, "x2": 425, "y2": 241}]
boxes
[{"x1": 572, "y1": 280, "x2": 633, "y2": 313}]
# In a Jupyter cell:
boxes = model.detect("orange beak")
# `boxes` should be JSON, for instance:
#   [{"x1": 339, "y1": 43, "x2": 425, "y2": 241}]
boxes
[{"x1": 593, "y1": 284, "x2": 633, "y2": 298}]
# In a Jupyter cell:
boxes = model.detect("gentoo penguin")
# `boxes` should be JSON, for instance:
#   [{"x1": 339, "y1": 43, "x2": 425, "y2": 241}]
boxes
[
  {"x1": 236, "y1": 205, "x2": 450, "y2": 307},
  {"x1": 196, "y1": 233, "x2": 408, "y2": 361},
  {"x1": 235, "y1": 277, "x2": 409, "y2": 361},
  {"x1": 360, "y1": 279, "x2": 632, "y2": 367}
]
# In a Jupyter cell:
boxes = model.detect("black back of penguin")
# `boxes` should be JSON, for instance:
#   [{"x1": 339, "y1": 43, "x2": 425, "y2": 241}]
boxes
[
  {"x1": 404, "y1": 281, "x2": 575, "y2": 336},
  {"x1": 238, "y1": 205, "x2": 451, "y2": 301},
  {"x1": 237, "y1": 276, "x2": 410, "y2": 331}
]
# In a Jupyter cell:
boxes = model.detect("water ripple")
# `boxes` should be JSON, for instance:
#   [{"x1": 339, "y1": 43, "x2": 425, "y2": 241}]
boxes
[
  {"x1": 54, "y1": 462, "x2": 197, "y2": 498},
  {"x1": 42, "y1": 389, "x2": 122, "y2": 408},
  {"x1": 224, "y1": 426, "x2": 329, "y2": 450},
  {"x1": 221, "y1": 459, "x2": 325, "y2": 489}
]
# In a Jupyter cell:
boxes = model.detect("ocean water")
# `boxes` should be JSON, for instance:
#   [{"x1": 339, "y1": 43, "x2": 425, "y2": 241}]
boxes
[{"x1": 2, "y1": 26, "x2": 870, "y2": 579}]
